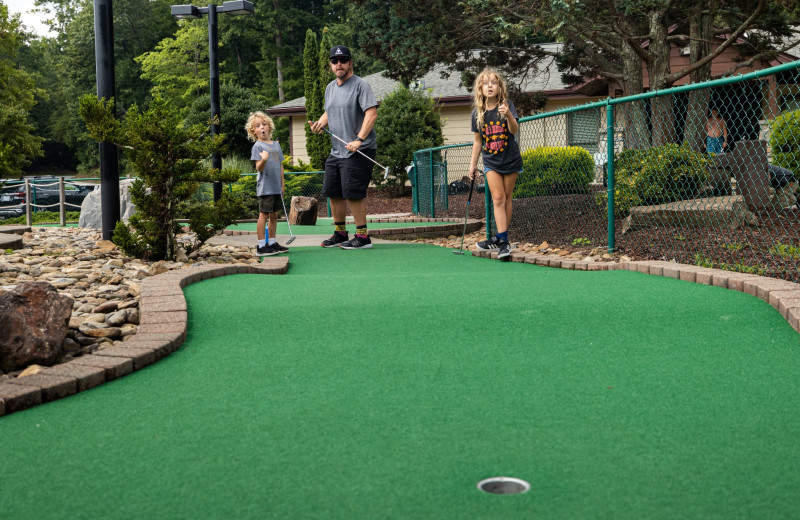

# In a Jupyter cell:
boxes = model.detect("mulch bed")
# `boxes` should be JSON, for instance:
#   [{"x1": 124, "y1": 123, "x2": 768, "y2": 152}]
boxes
[{"x1": 352, "y1": 186, "x2": 800, "y2": 282}]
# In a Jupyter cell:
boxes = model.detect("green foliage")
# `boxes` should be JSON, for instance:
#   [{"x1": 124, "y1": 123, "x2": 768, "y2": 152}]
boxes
[
  {"x1": 597, "y1": 143, "x2": 709, "y2": 217},
  {"x1": 228, "y1": 156, "x2": 319, "y2": 219},
  {"x1": 303, "y1": 28, "x2": 334, "y2": 169},
  {"x1": 185, "y1": 83, "x2": 265, "y2": 159},
  {"x1": 769, "y1": 109, "x2": 800, "y2": 175},
  {"x1": 374, "y1": 86, "x2": 444, "y2": 195},
  {"x1": 769, "y1": 242, "x2": 800, "y2": 261},
  {"x1": 1, "y1": 211, "x2": 81, "y2": 225},
  {"x1": 181, "y1": 192, "x2": 242, "y2": 254},
  {"x1": 0, "y1": 4, "x2": 44, "y2": 177},
  {"x1": 136, "y1": 20, "x2": 209, "y2": 109},
  {"x1": 693, "y1": 254, "x2": 768, "y2": 276},
  {"x1": 79, "y1": 95, "x2": 240, "y2": 261},
  {"x1": 515, "y1": 146, "x2": 594, "y2": 198}
]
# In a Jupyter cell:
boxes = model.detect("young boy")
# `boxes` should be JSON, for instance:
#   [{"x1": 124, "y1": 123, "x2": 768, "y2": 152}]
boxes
[{"x1": 245, "y1": 111, "x2": 288, "y2": 256}]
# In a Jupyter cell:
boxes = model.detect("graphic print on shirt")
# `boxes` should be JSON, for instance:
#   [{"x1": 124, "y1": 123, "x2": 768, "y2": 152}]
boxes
[{"x1": 482, "y1": 119, "x2": 508, "y2": 155}]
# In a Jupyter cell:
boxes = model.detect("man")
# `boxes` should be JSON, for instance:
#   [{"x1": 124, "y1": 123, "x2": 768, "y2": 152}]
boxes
[
  {"x1": 309, "y1": 45, "x2": 378, "y2": 249},
  {"x1": 705, "y1": 108, "x2": 728, "y2": 154}
]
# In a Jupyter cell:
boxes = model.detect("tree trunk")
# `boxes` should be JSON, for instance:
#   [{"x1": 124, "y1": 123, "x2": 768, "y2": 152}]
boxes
[
  {"x1": 684, "y1": 7, "x2": 716, "y2": 152},
  {"x1": 273, "y1": 0, "x2": 285, "y2": 102},
  {"x1": 619, "y1": 41, "x2": 648, "y2": 150},
  {"x1": 647, "y1": 13, "x2": 676, "y2": 147}
]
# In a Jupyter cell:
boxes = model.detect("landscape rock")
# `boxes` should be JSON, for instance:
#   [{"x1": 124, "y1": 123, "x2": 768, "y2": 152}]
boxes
[
  {"x1": 289, "y1": 196, "x2": 319, "y2": 226},
  {"x1": 0, "y1": 282, "x2": 73, "y2": 372}
]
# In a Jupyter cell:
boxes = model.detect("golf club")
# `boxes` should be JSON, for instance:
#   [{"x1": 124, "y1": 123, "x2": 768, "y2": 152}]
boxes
[
  {"x1": 453, "y1": 175, "x2": 476, "y2": 255},
  {"x1": 279, "y1": 192, "x2": 296, "y2": 245},
  {"x1": 310, "y1": 122, "x2": 390, "y2": 179}
]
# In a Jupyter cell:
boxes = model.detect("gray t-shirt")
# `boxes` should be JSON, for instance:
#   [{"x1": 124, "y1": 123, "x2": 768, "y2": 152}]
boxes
[
  {"x1": 250, "y1": 140, "x2": 284, "y2": 196},
  {"x1": 324, "y1": 74, "x2": 377, "y2": 158},
  {"x1": 471, "y1": 100, "x2": 523, "y2": 174}
]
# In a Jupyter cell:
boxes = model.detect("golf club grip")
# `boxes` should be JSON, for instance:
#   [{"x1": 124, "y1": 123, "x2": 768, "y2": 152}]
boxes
[{"x1": 467, "y1": 177, "x2": 475, "y2": 204}]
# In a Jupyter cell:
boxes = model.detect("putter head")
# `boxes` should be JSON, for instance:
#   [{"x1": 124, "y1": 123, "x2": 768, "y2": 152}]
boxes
[
  {"x1": 383, "y1": 166, "x2": 389, "y2": 180},
  {"x1": 286, "y1": 236, "x2": 296, "y2": 245},
  {"x1": 452, "y1": 249, "x2": 465, "y2": 255}
]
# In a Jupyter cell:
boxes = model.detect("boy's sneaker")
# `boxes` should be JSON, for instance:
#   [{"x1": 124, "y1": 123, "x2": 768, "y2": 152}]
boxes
[
  {"x1": 271, "y1": 242, "x2": 289, "y2": 253},
  {"x1": 497, "y1": 240, "x2": 511, "y2": 260},
  {"x1": 476, "y1": 235, "x2": 500, "y2": 251},
  {"x1": 322, "y1": 231, "x2": 348, "y2": 248},
  {"x1": 339, "y1": 234, "x2": 372, "y2": 249},
  {"x1": 256, "y1": 243, "x2": 279, "y2": 257}
]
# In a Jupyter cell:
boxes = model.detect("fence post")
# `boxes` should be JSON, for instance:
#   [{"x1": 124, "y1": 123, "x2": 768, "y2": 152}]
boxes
[
  {"x1": 25, "y1": 179, "x2": 32, "y2": 226},
  {"x1": 484, "y1": 181, "x2": 492, "y2": 239},
  {"x1": 59, "y1": 177, "x2": 66, "y2": 227},
  {"x1": 606, "y1": 99, "x2": 616, "y2": 253},
  {"x1": 429, "y1": 150, "x2": 435, "y2": 218},
  {"x1": 412, "y1": 154, "x2": 419, "y2": 214}
]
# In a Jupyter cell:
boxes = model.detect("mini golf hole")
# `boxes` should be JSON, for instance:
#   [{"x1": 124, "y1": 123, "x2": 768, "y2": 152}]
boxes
[{"x1": 477, "y1": 477, "x2": 530, "y2": 495}]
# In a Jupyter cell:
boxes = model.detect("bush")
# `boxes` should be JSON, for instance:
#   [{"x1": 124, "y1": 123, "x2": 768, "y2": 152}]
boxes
[
  {"x1": 514, "y1": 146, "x2": 594, "y2": 197},
  {"x1": 769, "y1": 109, "x2": 800, "y2": 175},
  {"x1": 597, "y1": 143, "x2": 709, "y2": 216},
  {"x1": 375, "y1": 86, "x2": 444, "y2": 195}
]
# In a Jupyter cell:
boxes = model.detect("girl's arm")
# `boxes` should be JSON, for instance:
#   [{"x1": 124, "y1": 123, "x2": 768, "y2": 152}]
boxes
[
  {"x1": 469, "y1": 132, "x2": 482, "y2": 180},
  {"x1": 500, "y1": 101, "x2": 518, "y2": 134}
]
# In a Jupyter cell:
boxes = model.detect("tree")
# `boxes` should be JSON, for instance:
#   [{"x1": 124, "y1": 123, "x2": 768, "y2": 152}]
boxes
[
  {"x1": 0, "y1": 4, "x2": 44, "y2": 177},
  {"x1": 79, "y1": 95, "x2": 240, "y2": 260},
  {"x1": 374, "y1": 86, "x2": 444, "y2": 196},
  {"x1": 303, "y1": 28, "x2": 329, "y2": 169}
]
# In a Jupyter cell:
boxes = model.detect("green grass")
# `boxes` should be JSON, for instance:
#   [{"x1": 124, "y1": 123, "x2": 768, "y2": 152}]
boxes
[{"x1": 1, "y1": 244, "x2": 799, "y2": 519}]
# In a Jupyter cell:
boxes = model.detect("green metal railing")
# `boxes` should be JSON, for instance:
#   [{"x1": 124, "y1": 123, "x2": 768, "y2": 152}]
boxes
[{"x1": 414, "y1": 60, "x2": 800, "y2": 282}]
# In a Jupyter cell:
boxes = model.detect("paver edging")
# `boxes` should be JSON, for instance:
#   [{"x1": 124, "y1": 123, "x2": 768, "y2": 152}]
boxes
[{"x1": 0, "y1": 256, "x2": 289, "y2": 417}]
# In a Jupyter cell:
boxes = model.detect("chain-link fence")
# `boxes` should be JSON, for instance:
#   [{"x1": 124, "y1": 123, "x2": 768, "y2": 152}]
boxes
[{"x1": 414, "y1": 60, "x2": 800, "y2": 282}]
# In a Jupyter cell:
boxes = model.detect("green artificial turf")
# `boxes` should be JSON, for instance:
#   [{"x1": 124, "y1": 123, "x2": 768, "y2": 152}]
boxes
[
  {"x1": 1, "y1": 244, "x2": 800, "y2": 519},
  {"x1": 226, "y1": 218, "x2": 456, "y2": 235}
]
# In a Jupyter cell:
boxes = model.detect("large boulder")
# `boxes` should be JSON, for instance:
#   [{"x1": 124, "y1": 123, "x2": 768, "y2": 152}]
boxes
[
  {"x1": 289, "y1": 196, "x2": 318, "y2": 226},
  {"x1": 0, "y1": 282, "x2": 73, "y2": 372},
  {"x1": 78, "y1": 178, "x2": 138, "y2": 229}
]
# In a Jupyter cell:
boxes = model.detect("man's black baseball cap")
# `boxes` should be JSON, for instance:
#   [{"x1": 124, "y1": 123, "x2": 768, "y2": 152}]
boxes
[{"x1": 329, "y1": 45, "x2": 352, "y2": 59}]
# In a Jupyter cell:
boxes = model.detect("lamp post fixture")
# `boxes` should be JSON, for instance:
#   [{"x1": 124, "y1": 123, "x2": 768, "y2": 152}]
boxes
[{"x1": 171, "y1": 1, "x2": 255, "y2": 201}]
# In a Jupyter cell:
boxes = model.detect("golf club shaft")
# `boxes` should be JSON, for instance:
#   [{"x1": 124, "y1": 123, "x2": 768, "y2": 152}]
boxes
[
  {"x1": 279, "y1": 192, "x2": 295, "y2": 243},
  {"x1": 313, "y1": 123, "x2": 390, "y2": 179}
]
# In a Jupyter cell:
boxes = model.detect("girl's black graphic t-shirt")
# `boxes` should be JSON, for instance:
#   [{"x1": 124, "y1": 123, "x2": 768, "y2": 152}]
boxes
[{"x1": 471, "y1": 100, "x2": 523, "y2": 174}]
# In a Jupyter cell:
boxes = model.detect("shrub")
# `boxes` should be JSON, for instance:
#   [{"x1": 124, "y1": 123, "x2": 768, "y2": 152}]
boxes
[
  {"x1": 79, "y1": 95, "x2": 241, "y2": 261},
  {"x1": 597, "y1": 143, "x2": 709, "y2": 216},
  {"x1": 769, "y1": 109, "x2": 800, "y2": 175},
  {"x1": 514, "y1": 146, "x2": 594, "y2": 198},
  {"x1": 375, "y1": 86, "x2": 444, "y2": 195}
]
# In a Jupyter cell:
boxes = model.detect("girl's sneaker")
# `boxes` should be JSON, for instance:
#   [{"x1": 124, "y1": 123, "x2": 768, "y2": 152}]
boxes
[
  {"x1": 476, "y1": 236, "x2": 500, "y2": 251},
  {"x1": 497, "y1": 241, "x2": 511, "y2": 260}
]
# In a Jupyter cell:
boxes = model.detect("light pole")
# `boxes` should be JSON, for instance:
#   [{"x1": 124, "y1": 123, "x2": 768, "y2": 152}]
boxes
[{"x1": 171, "y1": 1, "x2": 255, "y2": 201}]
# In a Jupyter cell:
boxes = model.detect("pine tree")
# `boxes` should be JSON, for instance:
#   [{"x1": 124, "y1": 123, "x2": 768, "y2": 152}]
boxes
[{"x1": 304, "y1": 28, "x2": 333, "y2": 169}]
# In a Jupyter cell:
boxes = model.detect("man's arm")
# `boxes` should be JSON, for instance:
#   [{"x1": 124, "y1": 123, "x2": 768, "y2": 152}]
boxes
[{"x1": 348, "y1": 106, "x2": 377, "y2": 151}]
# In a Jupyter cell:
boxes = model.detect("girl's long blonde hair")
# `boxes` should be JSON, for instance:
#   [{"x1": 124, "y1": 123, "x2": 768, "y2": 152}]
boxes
[{"x1": 472, "y1": 67, "x2": 509, "y2": 130}]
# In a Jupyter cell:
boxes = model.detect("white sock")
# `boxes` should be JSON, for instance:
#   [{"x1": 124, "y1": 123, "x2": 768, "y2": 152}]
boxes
[
  {"x1": 258, "y1": 239, "x2": 266, "y2": 247},
  {"x1": 268, "y1": 238, "x2": 276, "y2": 245}
]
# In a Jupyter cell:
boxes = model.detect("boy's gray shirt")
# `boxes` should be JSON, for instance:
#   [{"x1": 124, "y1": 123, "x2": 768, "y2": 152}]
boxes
[
  {"x1": 324, "y1": 74, "x2": 377, "y2": 158},
  {"x1": 250, "y1": 141, "x2": 284, "y2": 196}
]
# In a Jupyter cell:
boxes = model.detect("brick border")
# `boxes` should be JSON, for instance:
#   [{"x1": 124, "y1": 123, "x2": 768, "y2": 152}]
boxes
[
  {"x1": 473, "y1": 248, "x2": 800, "y2": 335},
  {"x1": 223, "y1": 218, "x2": 483, "y2": 240},
  {"x1": 0, "y1": 257, "x2": 288, "y2": 417}
]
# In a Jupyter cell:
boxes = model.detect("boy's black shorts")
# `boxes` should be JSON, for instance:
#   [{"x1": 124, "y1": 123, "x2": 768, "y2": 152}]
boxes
[
  {"x1": 322, "y1": 149, "x2": 376, "y2": 199},
  {"x1": 258, "y1": 194, "x2": 280, "y2": 213}
]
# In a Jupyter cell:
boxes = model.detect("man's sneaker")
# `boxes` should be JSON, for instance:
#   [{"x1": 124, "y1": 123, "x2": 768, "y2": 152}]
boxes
[
  {"x1": 256, "y1": 243, "x2": 279, "y2": 257},
  {"x1": 339, "y1": 234, "x2": 372, "y2": 249},
  {"x1": 322, "y1": 231, "x2": 348, "y2": 248},
  {"x1": 272, "y1": 242, "x2": 289, "y2": 253},
  {"x1": 476, "y1": 235, "x2": 500, "y2": 251},
  {"x1": 497, "y1": 240, "x2": 511, "y2": 260}
]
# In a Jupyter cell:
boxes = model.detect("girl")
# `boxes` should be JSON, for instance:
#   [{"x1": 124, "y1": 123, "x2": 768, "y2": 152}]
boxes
[{"x1": 468, "y1": 67, "x2": 523, "y2": 260}]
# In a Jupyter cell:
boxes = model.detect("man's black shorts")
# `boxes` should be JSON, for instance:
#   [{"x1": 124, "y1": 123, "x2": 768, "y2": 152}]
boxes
[{"x1": 322, "y1": 149, "x2": 376, "y2": 199}]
